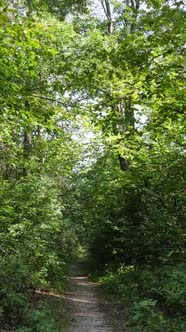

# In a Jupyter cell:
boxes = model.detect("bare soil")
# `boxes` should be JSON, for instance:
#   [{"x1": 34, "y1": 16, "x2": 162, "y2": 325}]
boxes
[{"x1": 63, "y1": 263, "x2": 127, "y2": 332}]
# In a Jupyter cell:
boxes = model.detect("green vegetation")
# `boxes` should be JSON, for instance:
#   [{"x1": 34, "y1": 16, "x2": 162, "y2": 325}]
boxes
[
  {"x1": 100, "y1": 264, "x2": 186, "y2": 331},
  {"x1": 0, "y1": 0, "x2": 185, "y2": 331}
]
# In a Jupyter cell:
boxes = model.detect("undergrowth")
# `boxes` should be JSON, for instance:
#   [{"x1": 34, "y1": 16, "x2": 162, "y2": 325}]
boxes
[
  {"x1": 99, "y1": 263, "x2": 186, "y2": 332},
  {"x1": 0, "y1": 256, "x2": 67, "y2": 331}
]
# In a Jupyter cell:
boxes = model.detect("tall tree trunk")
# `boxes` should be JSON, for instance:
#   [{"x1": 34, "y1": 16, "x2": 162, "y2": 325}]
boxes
[
  {"x1": 101, "y1": 0, "x2": 113, "y2": 33},
  {"x1": 101, "y1": 0, "x2": 137, "y2": 171}
]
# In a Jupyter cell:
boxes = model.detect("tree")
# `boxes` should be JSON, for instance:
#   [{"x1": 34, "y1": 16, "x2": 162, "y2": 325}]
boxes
[{"x1": 0, "y1": 0, "x2": 185, "y2": 330}]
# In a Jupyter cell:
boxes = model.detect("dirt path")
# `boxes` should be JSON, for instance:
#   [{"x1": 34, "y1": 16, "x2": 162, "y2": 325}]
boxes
[{"x1": 63, "y1": 263, "x2": 127, "y2": 332}]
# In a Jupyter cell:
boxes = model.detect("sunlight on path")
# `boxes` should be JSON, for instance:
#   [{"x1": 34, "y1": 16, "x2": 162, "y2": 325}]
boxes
[{"x1": 63, "y1": 264, "x2": 114, "y2": 332}]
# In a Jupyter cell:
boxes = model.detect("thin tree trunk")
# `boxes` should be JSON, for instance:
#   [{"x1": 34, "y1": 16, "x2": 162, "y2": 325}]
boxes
[{"x1": 101, "y1": 0, "x2": 138, "y2": 171}]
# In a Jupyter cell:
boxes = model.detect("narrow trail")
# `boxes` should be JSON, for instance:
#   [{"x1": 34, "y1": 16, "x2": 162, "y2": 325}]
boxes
[{"x1": 63, "y1": 263, "x2": 127, "y2": 332}]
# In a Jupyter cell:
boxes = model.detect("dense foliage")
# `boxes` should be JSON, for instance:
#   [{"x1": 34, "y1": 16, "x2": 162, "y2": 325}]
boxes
[{"x1": 0, "y1": 0, "x2": 185, "y2": 330}]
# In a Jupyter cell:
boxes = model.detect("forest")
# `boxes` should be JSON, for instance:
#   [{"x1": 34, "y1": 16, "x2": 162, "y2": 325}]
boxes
[{"x1": 0, "y1": 0, "x2": 185, "y2": 331}]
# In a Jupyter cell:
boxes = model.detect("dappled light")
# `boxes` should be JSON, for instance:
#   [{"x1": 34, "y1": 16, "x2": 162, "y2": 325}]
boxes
[{"x1": 0, "y1": 0, "x2": 185, "y2": 331}]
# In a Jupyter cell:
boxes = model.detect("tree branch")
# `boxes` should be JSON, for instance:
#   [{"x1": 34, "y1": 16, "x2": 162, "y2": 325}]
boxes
[
  {"x1": 100, "y1": 0, "x2": 113, "y2": 33},
  {"x1": 0, "y1": 0, "x2": 14, "y2": 16},
  {"x1": 26, "y1": 94, "x2": 90, "y2": 111}
]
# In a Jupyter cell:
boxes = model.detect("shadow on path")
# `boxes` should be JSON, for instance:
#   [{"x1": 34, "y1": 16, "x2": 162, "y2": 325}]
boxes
[{"x1": 63, "y1": 263, "x2": 127, "y2": 332}]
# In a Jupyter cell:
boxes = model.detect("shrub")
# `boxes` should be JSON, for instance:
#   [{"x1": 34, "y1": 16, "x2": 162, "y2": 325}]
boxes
[
  {"x1": 25, "y1": 308, "x2": 58, "y2": 332},
  {"x1": 161, "y1": 265, "x2": 186, "y2": 314},
  {"x1": 0, "y1": 256, "x2": 30, "y2": 325},
  {"x1": 100, "y1": 263, "x2": 186, "y2": 331}
]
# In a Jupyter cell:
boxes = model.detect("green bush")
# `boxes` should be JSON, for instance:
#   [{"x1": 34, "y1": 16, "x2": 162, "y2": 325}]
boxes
[
  {"x1": 139, "y1": 265, "x2": 186, "y2": 313},
  {"x1": 100, "y1": 265, "x2": 143, "y2": 303},
  {"x1": 25, "y1": 308, "x2": 58, "y2": 332},
  {"x1": 17, "y1": 309, "x2": 59, "y2": 332},
  {"x1": 161, "y1": 265, "x2": 186, "y2": 314},
  {"x1": 0, "y1": 256, "x2": 30, "y2": 325},
  {"x1": 129, "y1": 299, "x2": 166, "y2": 332},
  {"x1": 100, "y1": 263, "x2": 186, "y2": 331}
]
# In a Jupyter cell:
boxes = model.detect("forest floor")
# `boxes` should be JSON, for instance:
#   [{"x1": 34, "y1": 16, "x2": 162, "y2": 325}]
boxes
[
  {"x1": 26, "y1": 262, "x2": 128, "y2": 332},
  {"x1": 62, "y1": 262, "x2": 128, "y2": 332}
]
